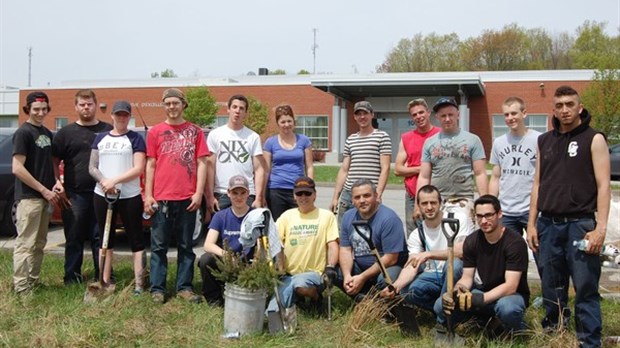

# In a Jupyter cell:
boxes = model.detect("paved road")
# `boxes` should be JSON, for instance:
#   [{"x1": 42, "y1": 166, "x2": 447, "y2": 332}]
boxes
[{"x1": 1, "y1": 185, "x2": 619, "y2": 288}]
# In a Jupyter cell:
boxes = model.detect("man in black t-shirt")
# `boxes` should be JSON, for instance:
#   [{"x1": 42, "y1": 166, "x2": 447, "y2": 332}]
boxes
[
  {"x1": 12, "y1": 91, "x2": 61, "y2": 294},
  {"x1": 53, "y1": 89, "x2": 112, "y2": 284},
  {"x1": 438, "y1": 195, "x2": 529, "y2": 335}
]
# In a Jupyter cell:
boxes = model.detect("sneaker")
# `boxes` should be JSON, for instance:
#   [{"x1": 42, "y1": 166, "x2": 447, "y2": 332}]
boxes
[
  {"x1": 133, "y1": 287, "x2": 144, "y2": 296},
  {"x1": 177, "y1": 290, "x2": 202, "y2": 304},
  {"x1": 151, "y1": 292, "x2": 165, "y2": 304}
]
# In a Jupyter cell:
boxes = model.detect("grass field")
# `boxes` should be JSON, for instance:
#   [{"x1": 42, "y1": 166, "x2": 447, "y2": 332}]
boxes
[
  {"x1": 314, "y1": 166, "x2": 404, "y2": 186},
  {"x1": 1, "y1": 250, "x2": 619, "y2": 347}
]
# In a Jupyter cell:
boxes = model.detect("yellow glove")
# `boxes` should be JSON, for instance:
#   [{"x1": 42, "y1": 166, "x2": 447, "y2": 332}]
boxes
[{"x1": 455, "y1": 289, "x2": 484, "y2": 311}]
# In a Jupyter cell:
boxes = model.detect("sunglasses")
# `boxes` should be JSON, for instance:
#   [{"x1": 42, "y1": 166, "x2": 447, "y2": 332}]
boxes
[{"x1": 294, "y1": 191, "x2": 313, "y2": 197}]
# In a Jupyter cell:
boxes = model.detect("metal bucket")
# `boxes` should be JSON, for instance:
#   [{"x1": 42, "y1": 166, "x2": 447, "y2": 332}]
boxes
[{"x1": 223, "y1": 283, "x2": 267, "y2": 336}]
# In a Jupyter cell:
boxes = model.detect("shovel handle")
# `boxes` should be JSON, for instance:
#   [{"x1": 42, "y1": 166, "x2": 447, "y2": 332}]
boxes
[
  {"x1": 441, "y1": 218, "x2": 459, "y2": 247},
  {"x1": 352, "y1": 220, "x2": 375, "y2": 250}
]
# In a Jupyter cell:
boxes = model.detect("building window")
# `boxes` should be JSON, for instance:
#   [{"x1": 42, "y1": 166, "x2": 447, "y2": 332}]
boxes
[
  {"x1": 492, "y1": 114, "x2": 548, "y2": 139},
  {"x1": 55, "y1": 117, "x2": 68, "y2": 130},
  {"x1": 295, "y1": 115, "x2": 328, "y2": 150},
  {"x1": 210, "y1": 116, "x2": 228, "y2": 128},
  {"x1": 0, "y1": 115, "x2": 18, "y2": 128}
]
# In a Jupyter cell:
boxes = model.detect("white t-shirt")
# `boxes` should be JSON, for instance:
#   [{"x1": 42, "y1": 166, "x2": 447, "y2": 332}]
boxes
[
  {"x1": 207, "y1": 125, "x2": 263, "y2": 194},
  {"x1": 407, "y1": 211, "x2": 471, "y2": 272}
]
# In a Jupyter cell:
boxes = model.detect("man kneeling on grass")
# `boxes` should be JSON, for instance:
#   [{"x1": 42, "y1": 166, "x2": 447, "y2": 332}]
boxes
[
  {"x1": 439, "y1": 195, "x2": 529, "y2": 337},
  {"x1": 266, "y1": 177, "x2": 339, "y2": 316}
]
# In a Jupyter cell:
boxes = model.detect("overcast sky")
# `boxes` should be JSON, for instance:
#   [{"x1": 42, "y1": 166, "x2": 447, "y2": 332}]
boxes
[{"x1": 1, "y1": 0, "x2": 619, "y2": 88}]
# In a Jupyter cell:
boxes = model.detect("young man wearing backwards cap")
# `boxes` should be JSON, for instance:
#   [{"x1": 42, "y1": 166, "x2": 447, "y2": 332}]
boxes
[
  {"x1": 144, "y1": 88, "x2": 209, "y2": 304},
  {"x1": 12, "y1": 91, "x2": 62, "y2": 294}
]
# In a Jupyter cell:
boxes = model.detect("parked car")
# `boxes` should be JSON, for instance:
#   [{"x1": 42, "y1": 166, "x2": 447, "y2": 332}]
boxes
[{"x1": 611, "y1": 143, "x2": 620, "y2": 180}]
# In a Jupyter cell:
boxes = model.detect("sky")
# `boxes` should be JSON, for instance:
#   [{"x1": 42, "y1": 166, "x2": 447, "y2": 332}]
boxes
[{"x1": 1, "y1": 0, "x2": 619, "y2": 88}]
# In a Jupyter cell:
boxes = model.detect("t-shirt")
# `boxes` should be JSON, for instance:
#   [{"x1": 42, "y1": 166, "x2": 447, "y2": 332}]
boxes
[
  {"x1": 53, "y1": 121, "x2": 113, "y2": 193},
  {"x1": 146, "y1": 121, "x2": 209, "y2": 201},
  {"x1": 340, "y1": 204, "x2": 408, "y2": 270},
  {"x1": 209, "y1": 207, "x2": 252, "y2": 255},
  {"x1": 421, "y1": 130, "x2": 486, "y2": 199},
  {"x1": 91, "y1": 130, "x2": 146, "y2": 199},
  {"x1": 462, "y1": 228, "x2": 530, "y2": 304},
  {"x1": 343, "y1": 129, "x2": 392, "y2": 191},
  {"x1": 264, "y1": 133, "x2": 312, "y2": 189},
  {"x1": 277, "y1": 207, "x2": 339, "y2": 275},
  {"x1": 13, "y1": 122, "x2": 55, "y2": 200},
  {"x1": 407, "y1": 211, "x2": 471, "y2": 272},
  {"x1": 401, "y1": 126, "x2": 440, "y2": 197},
  {"x1": 490, "y1": 130, "x2": 540, "y2": 215},
  {"x1": 207, "y1": 125, "x2": 262, "y2": 195}
]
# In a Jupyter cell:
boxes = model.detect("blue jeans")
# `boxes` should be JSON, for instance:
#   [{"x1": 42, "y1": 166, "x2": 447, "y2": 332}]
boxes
[
  {"x1": 267, "y1": 272, "x2": 322, "y2": 312},
  {"x1": 537, "y1": 216, "x2": 601, "y2": 347},
  {"x1": 401, "y1": 259, "x2": 463, "y2": 312},
  {"x1": 150, "y1": 199, "x2": 197, "y2": 294},
  {"x1": 503, "y1": 213, "x2": 543, "y2": 278},
  {"x1": 61, "y1": 191, "x2": 100, "y2": 284},
  {"x1": 434, "y1": 289, "x2": 527, "y2": 332},
  {"x1": 404, "y1": 193, "x2": 416, "y2": 238}
]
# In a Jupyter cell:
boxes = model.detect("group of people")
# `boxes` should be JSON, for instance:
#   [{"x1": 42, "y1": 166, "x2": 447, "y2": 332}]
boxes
[{"x1": 12, "y1": 85, "x2": 610, "y2": 347}]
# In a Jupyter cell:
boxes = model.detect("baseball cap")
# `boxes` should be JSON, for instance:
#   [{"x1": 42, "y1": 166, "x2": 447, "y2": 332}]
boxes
[
  {"x1": 228, "y1": 175, "x2": 249, "y2": 191},
  {"x1": 354, "y1": 101, "x2": 373, "y2": 113},
  {"x1": 293, "y1": 176, "x2": 316, "y2": 194},
  {"x1": 111, "y1": 100, "x2": 131, "y2": 115},
  {"x1": 432, "y1": 97, "x2": 458, "y2": 112},
  {"x1": 26, "y1": 91, "x2": 50, "y2": 107},
  {"x1": 162, "y1": 88, "x2": 188, "y2": 108}
]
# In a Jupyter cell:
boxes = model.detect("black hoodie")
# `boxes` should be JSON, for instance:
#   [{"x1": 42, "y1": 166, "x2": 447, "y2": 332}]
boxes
[{"x1": 536, "y1": 109, "x2": 599, "y2": 216}]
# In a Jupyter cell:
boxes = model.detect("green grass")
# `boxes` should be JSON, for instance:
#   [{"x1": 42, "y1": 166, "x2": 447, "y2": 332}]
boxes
[
  {"x1": 1, "y1": 250, "x2": 619, "y2": 347},
  {"x1": 314, "y1": 166, "x2": 404, "y2": 186}
]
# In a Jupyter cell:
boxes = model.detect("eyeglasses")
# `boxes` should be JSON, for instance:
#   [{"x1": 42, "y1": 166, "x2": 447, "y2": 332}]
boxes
[
  {"x1": 475, "y1": 212, "x2": 497, "y2": 220},
  {"x1": 294, "y1": 191, "x2": 313, "y2": 197}
]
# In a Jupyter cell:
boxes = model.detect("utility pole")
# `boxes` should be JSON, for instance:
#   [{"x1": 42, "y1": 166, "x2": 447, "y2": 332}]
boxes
[
  {"x1": 28, "y1": 47, "x2": 32, "y2": 87},
  {"x1": 311, "y1": 28, "x2": 318, "y2": 74}
]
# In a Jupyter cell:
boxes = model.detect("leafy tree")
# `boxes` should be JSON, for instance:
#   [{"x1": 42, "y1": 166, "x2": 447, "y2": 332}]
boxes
[
  {"x1": 377, "y1": 33, "x2": 462, "y2": 72},
  {"x1": 297, "y1": 69, "x2": 311, "y2": 75},
  {"x1": 550, "y1": 32, "x2": 574, "y2": 69},
  {"x1": 460, "y1": 24, "x2": 530, "y2": 71},
  {"x1": 570, "y1": 21, "x2": 620, "y2": 69},
  {"x1": 270, "y1": 69, "x2": 287, "y2": 75},
  {"x1": 151, "y1": 68, "x2": 178, "y2": 78},
  {"x1": 183, "y1": 86, "x2": 218, "y2": 127},
  {"x1": 245, "y1": 95, "x2": 269, "y2": 135},
  {"x1": 582, "y1": 69, "x2": 620, "y2": 143}
]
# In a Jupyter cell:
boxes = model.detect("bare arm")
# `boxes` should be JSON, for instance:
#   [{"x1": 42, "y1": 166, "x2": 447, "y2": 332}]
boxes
[
  {"x1": 584, "y1": 134, "x2": 611, "y2": 254},
  {"x1": 263, "y1": 150, "x2": 272, "y2": 180},
  {"x1": 488, "y1": 165, "x2": 501, "y2": 197},
  {"x1": 252, "y1": 154, "x2": 266, "y2": 208},
  {"x1": 473, "y1": 159, "x2": 488, "y2": 196},
  {"x1": 527, "y1": 146, "x2": 541, "y2": 253},
  {"x1": 416, "y1": 161, "x2": 432, "y2": 193},
  {"x1": 454, "y1": 266, "x2": 475, "y2": 291},
  {"x1": 304, "y1": 146, "x2": 314, "y2": 179},
  {"x1": 326, "y1": 240, "x2": 339, "y2": 266},
  {"x1": 187, "y1": 155, "x2": 207, "y2": 212},
  {"x1": 203, "y1": 229, "x2": 223, "y2": 256},
  {"x1": 329, "y1": 155, "x2": 351, "y2": 213},
  {"x1": 480, "y1": 270, "x2": 522, "y2": 304},
  {"x1": 12, "y1": 155, "x2": 59, "y2": 204},
  {"x1": 206, "y1": 154, "x2": 218, "y2": 212},
  {"x1": 339, "y1": 246, "x2": 354, "y2": 279},
  {"x1": 376, "y1": 153, "x2": 391, "y2": 200},
  {"x1": 143, "y1": 157, "x2": 157, "y2": 214},
  {"x1": 394, "y1": 139, "x2": 419, "y2": 177}
]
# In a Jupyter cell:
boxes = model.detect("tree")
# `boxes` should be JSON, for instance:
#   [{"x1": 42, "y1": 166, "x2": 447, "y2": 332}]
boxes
[
  {"x1": 183, "y1": 86, "x2": 218, "y2": 127},
  {"x1": 297, "y1": 69, "x2": 311, "y2": 75},
  {"x1": 570, "y1": 21, "x2": 620, "y2": 69},
  {"x1": 245, "y1": 95, "x2": 269, "y2": 135},
  {"x1": 377, "y1": 33, "x2": 463, "y2": 72},
  {"x1": 270, "y1": 69, "x2": 286, "y2": 75},
  {"x1": 151, "y1": 69, "x2": 178, "y2": 78},
  {"x1": 550, "y1": 32, "x2": 574, "y2": 69},
  {"x1": 581, "y1": 69, "x2": 620, "y2": 143},
  {"x1": 460, "y1": 24, "x2": 530, "y2": 71}
]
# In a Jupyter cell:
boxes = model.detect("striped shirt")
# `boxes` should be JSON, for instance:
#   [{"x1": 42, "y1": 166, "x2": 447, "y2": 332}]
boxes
[{"x1": 343, "y1": 129, "x2": 392, "y2": 191}]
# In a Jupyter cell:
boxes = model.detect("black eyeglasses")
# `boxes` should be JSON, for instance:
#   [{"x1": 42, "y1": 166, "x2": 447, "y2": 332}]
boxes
[
  {"x1": 475, "y1": 212, "x2": 497, "y2": 220},
  {"x1": 295, "y1": 191, "x2": 313, "y2": 197}
]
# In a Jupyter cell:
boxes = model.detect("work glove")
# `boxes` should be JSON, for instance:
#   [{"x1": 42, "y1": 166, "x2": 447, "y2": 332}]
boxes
[
  {"x1": 322, "y1": 266, "x2": 338, "y2": 286},
  {"x1": 442, "y1": 292, "x2": 455, "y2": 316},
  {"x1": 455, "y1": 289, "x2": 484, "y2": 312}
]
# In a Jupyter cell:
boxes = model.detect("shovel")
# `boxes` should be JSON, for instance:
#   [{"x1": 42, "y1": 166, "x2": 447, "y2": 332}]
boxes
[
  {"x1": 84, "y1": 191, "x2": 120, "y2": 303},
  {"x1": 258, "y1": 210, "x2": 296, "y2": 334},
  {"x1": 437, "y1": 217, "x2": 460, "y2": 342},
  {"x1": 352, "y1": 220, "x2": 420, "y2": 335}
]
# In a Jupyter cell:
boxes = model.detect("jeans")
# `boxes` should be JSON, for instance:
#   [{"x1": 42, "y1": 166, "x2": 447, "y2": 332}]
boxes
[
  {"x1": 503, "y1": 213, "x2": 543, "y2": 278},
  {"x1": 401, "y1": 259, "x2": 463, "y2": 312},
  {"x1": 197, "y1": 252, "x2": 224, "y2": 303},
  {"x1": 61, "y1": 191, "x2": 100, "y2": 284},
  {"x1": 150, "y1": 199, "x2": 197, "y2": 294},
  {"x1": 214, "y1": 192, "x2": 255, "y2": 211},
  {"x1": 266, "y1": 188, "x2": 296, "y2": 221},
  {"x1": 266, "y1": 272, "x2": 322, "y2": 312},
  {"x1": 336, "y1": 259, "x2": 402, "y2": 296},
  {"x1": 404, "y1": 193, "x2": 416, "y2": 238},
  {"x1": 537, "y1": 216, "x2": 601, "y2": 348},
  {"x1": 336, "y1": 189, "x2": 353, "y2": 226},
  {"x1": 434, "y1": 289, "x2": 527, "y2": 332}
]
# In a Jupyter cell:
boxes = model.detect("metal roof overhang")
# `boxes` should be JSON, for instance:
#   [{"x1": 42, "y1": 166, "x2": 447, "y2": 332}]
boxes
[{"x1": 311, "y1": 74, "x2": 485, "y2": 100}]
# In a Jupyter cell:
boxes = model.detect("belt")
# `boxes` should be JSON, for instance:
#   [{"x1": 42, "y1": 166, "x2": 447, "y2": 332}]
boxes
[{"x1": 540, "y1": 212, "x2": 595, "y2": 224}]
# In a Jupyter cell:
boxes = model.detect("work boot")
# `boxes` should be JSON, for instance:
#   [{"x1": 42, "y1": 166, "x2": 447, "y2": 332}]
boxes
[
  {"x1": 177, "y1": 290, "x2": 202, "y2": 304},
  {"x1": 151, "y1": 292, "x2": 165, "y2": 304}
]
